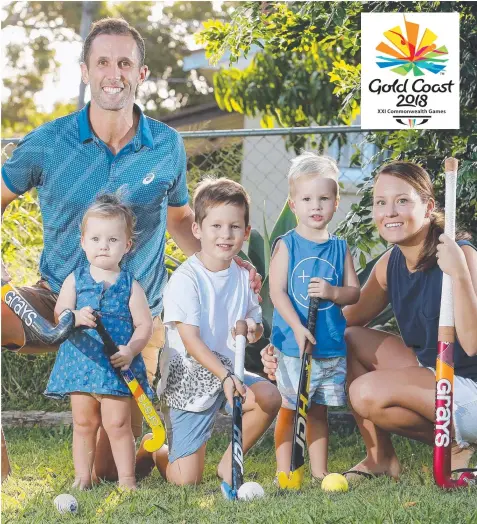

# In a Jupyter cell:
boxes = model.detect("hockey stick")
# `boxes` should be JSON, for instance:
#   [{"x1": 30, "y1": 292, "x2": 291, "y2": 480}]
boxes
[
  {"x1": 94, "y1": 313, "x2": 166, "y2": 453},
  {"x1": 231, "y1": 320, "x2": 248, "y2": 498},
  {"x1": 433, "y1": 157, "x2": 476, "y2": 489},
  {"x1": 277, "y1": 297, "x2": 319, "y2": 490},
  {"x1": 1, "y1": 280, "x2": 74, "y2": 345}
]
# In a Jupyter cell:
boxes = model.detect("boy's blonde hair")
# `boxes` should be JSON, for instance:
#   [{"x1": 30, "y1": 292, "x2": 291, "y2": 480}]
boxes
[
  {"x1": 288, "y1": 151, "x2": 340, "y2": 198},
  {"x1": 193, "y1": 177, "x2": 250, "y2": 227},
  {"x1": 81, "y1": 193, "x2": 137, "y2": 245}
]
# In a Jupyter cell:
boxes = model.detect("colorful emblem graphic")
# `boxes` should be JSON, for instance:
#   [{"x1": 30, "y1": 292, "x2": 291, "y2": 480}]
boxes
[
  {"x1": 376, "y1": 17, "x2": 448, "y2": 76},
  {"x1": 393, "y1": 116, "x2": 430, "y2": 128}
]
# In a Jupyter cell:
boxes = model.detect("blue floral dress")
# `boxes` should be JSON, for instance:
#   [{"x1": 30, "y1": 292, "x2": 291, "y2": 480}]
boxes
[{"x1": 45, "y1": 265, "x2": 153, "y2": 400}]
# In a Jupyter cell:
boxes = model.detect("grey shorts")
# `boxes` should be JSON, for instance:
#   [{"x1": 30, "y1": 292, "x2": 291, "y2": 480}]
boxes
[
  {"x1": 162, "y1": 372, "x2": 265, "y2": 463},
  {"x1": 276, "y1": 351, "x2": 347, "y2": 409}
]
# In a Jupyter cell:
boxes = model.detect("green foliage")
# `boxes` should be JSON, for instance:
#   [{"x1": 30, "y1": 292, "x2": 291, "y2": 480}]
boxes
[
  {"x1": 1, "y1": 352, "x2": 67, "y2": 412},
  {"x1": 212, "y1": 45, "x2": 357, "y2": 130},
  {"x1": 198, "y1": 1, "x2": 477, "y2": 261},
  {"x1": 1, "y1": 189, "x2": 42, "y2": 286},
  {"x1": 3, "y1": 427, "x2": 477, "y2": 522},
  {"x1": 197, "y1": 2, "x2": 360, "y2": 151},
  {"x1": 1, "y1": 1, "x2": 229, "y2": 135},
  {"x1": 247, "y1": 202, "x2": 297, "y2": 342}
]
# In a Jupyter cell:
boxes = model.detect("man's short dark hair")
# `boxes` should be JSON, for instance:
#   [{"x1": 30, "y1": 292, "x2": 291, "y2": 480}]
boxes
[{"x1": 82, "y1": 18, "x2": 146, "y2": 67}]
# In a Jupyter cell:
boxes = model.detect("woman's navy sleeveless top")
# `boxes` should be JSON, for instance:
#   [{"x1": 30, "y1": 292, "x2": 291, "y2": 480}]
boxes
[{"x1": 387, "y1": 240, "x2": 477, "y2": 380}]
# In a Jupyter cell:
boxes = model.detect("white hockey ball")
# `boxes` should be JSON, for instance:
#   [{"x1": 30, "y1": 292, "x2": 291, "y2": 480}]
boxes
[
  {"x1": 54, "y1": 493, "x2": 78, "y2": 514},
  {"x1": 237, "y1": 481, "x2": 265, "y2": 501}
]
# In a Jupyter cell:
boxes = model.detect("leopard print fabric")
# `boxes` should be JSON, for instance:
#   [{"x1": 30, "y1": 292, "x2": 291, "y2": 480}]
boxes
[{"x1": 159, "y1": 351, "x2": 233, "y2": 410}]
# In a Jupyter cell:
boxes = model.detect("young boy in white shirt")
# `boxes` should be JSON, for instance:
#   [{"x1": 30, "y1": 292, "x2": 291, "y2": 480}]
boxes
[{"x1": 136, "y1": 178, "x2": 281, "y2": 489}]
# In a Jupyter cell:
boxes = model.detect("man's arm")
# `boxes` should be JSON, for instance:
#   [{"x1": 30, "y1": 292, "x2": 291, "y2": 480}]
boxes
[{"x1": 167, "y1": 204, "x2": 200, "y2": 256}]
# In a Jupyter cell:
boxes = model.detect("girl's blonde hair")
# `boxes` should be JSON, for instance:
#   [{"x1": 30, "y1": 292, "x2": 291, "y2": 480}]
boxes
[
  {"x1": 81, "y1": 193, "x2": 137, "y2": 245},
  {"x1": 288, "y1": 151, "x2": 340, "y2": 197}
]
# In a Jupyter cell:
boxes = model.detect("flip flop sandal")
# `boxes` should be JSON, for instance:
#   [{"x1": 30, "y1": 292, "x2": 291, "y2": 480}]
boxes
[
  {"x1": 342, "y1": 470, "x2": 376, "y2": 481},
  {"x1": 451, "y1": 468, "x2": 477, "y2": 475}
]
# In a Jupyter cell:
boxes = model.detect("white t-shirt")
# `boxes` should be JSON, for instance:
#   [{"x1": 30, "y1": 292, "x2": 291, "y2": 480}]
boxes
[{"x1": 157, "y1": 254, "x2": 262, "y2": 412}]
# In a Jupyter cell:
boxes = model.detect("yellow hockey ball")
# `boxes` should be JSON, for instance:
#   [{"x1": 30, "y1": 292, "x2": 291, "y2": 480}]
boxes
[{"x1": 321, "y1": 473, "x2": 349, "y2": 493}]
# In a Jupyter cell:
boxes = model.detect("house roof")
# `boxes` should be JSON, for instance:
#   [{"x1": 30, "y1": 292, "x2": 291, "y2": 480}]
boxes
[{"x1": 160, "y1": 101, "x2": 243, "y2": 131}]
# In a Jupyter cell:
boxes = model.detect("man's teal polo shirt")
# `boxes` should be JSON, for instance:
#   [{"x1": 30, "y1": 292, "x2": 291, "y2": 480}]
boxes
[{"x1": 2, "y1": 103, "x2": 189, "y2": 316}]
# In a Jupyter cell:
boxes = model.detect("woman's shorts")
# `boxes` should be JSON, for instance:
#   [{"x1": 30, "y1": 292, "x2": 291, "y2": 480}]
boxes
[
  {"x1": 162, "y1": 372, "x2": 265, "y2": 463},
  {"x1": 420, "y1": 362, "x2": 477, "y2": 448},
  {"x1": 276, "y1": 351, "x2": 347, "y2": 410}
]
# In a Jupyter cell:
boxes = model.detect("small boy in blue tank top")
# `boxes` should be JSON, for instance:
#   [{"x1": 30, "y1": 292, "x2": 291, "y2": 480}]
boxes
[{"x1": 270, "y1": 152, "x2": 360, "y2": 480}]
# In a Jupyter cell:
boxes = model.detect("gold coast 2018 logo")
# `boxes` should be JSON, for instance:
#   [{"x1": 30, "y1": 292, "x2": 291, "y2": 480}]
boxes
[
  {"x1": 376, "y1": 21, "x2": 448, "y2": 77},
  {"x1": 361, "y1": 13, "x2": 459, "y2": 130}
]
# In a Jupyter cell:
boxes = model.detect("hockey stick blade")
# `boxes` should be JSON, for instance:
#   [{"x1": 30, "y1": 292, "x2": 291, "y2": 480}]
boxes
[
  {"x1": 278, "y1": 297, "x2": 319, "y2": 490},
  {"x1": 94, "y1": 312, "x2": 166, "y2": 452}
]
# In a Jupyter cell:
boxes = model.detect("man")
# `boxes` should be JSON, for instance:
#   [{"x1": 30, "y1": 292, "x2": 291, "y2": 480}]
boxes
[{"x1": 1, "y1": 17, "x2": 259, "y2": 482}]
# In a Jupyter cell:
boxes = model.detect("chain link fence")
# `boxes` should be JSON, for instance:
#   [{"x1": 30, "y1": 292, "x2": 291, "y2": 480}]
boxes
[
  {"x1": 2, "y1": 125, "x2": 378, "y2": 284},
  {"x1": 181, "y1": 125, "x2": 377, "y2": 235},
  {"x1": 2, "y1": 125, "x2": 381, "y2": 409}
]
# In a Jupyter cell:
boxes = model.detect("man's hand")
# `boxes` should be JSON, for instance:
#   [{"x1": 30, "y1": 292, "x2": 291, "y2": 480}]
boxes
[
  {"x1": 233, "y1": 256, "x2": 262, "y2": 295},
  {"x1": 222, "y1": 373, "x2": 246, "y2": 408},
  {"x1": 260, "y1": 344, "x2": 278, "y2": 381},
  {"x1": 110, "y1": 345, "x2": 134, "y2": 371},
  {"x1": 1, "y1": 260, "x2": 11, "y2": 284},
  {"x1": 308, "y1": 277, "x2": 336, "y2": 301},
  {"x1": 73, "y1": 306, "x2": 96, "y2": 328},
  {"x1": 245, "y1": 318, "x2": 259, "y2": 343},
  {"x1": 231, "y1": 318, "x2": 261, "y2": 344}
]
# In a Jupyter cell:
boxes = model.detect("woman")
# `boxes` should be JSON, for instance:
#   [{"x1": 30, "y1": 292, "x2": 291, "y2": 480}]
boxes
[{"x1": 262, "y1": 161, "x2": 477, "y2": 479}]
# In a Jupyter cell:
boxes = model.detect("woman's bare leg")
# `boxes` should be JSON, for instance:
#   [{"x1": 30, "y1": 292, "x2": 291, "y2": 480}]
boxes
[{"x1": 345, "y1": 327, "x2": 419, "y2": 478}]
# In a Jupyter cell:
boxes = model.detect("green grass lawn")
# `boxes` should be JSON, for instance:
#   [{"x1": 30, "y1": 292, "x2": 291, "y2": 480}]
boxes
[{"x1": 2, "y1": 427, "x2": 476, "y2": 524}]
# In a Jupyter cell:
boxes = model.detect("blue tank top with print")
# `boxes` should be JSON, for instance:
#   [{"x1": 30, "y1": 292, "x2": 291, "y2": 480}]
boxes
[
  {"x1": 387, "y1": 240, "x2": 477, "y2": 380},
  {"x1": 271, "y1": 230, "x2": 348, "y2": 358}
]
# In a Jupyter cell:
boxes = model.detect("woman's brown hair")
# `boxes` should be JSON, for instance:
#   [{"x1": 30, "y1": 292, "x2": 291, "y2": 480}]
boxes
[{"x1": 376, "y1": 161, "x2": 471, "y2": 271}]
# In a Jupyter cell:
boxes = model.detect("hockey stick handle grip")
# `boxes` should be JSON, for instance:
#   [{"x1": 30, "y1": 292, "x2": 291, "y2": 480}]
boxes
[
  {"x1": 304, "y1": 297, "x2": 319, "y2": 353},
  {"x1": 234, "y1": 320, "x2": 248, "y2": 382}
]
